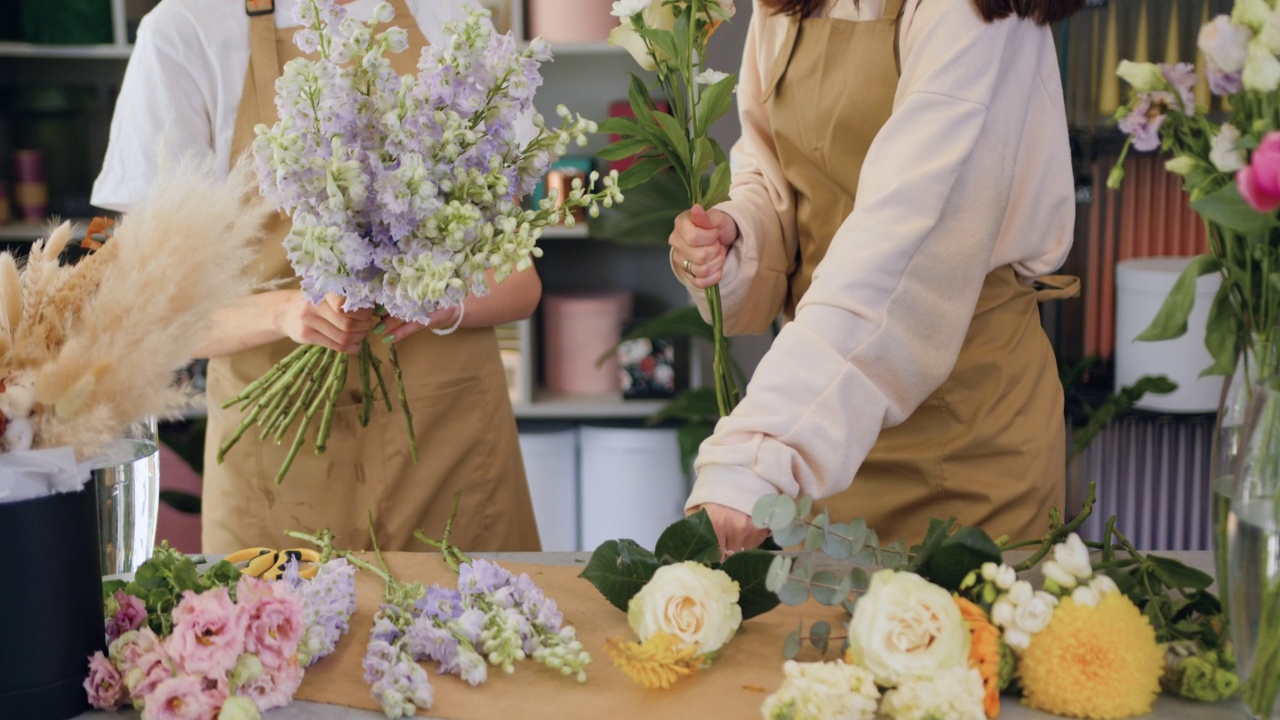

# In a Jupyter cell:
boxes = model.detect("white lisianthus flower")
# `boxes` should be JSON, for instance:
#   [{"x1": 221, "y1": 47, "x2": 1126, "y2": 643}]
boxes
[
  {"x1": 608, "y1": 0, "x2": 678, "y2": 71},
  {"x1": 1052, "y1": 533, "x2": 1093, "y2": 580},
  {"x1": 1244, "y1": 39, "x2": 1280, "y2": 91},
  {"x1": 628, "y1": 561, "x2": 741, "y2": 655},
  {"x1": 1165, "y1": 155, "x2": 1199, "y2": 176},
  {"x1": 1116, "y1": 60, "x2": 1167, "y2": 92},
  {"x1": 846, "y1": 570, "x2": 970, "y2": 687},
  {"x1": 1234, "y1": 0, "x2": 1273, "y2": 30},
  {"x1": 1201, "y1": 15, "x2": 1254, "y2": 72},
  {"x1": 695, "y1": 69, "x2": 730, "y2": 85},
  {"x1": 878, "y1": 666, "x2": 987, "y2": 720},
  {"x1": 760, "y1": 660, "x2": 880, "y2": 720},
  {"x1": 610, "y1": 0, "x2": 651, "y2": 19},
  {"x1": 1071, "y1": 584, "x2": 1101, "y2": 608},
  {"x1": 1014, "y1": 593, "x2": 1055, "y2": 635},
  {"x1": 1041, "y1": 560, "x2": 1078, "y2": 590},
  {"x1": 1211, "y1": 123, "x2": 1247, "y2": 172}
]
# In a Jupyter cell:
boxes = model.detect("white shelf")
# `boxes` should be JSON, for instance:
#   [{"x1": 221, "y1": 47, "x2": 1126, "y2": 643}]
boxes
[
  {"x1": 0, "y1": 41, "x2": 132, "y2": 59},
  {"x1": 545, "y1": 42, "x2": 625, "y2": 57},
  {"x1": 513, "y1": 389, "x2": 667, "y2": 420},
  {"x1": 539, "y1": 224, "x2": 590, "y2": 240}
]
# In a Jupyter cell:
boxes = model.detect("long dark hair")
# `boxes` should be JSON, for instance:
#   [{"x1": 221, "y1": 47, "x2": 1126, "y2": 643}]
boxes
[{"x1": 761, "y1": 0, "x2": 1085, "y2": 26}]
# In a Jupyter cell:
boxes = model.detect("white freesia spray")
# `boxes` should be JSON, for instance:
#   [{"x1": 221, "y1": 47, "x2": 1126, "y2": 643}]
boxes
[
  {"x1": 761, "y1": 660, "x2": 880, "y2": 720},
  {"x1": 628, "y1": 561, "x2": 742, "y2": 656},
  {"x1": 845, "y1": 570, "x2": 970, "y2": 687}
]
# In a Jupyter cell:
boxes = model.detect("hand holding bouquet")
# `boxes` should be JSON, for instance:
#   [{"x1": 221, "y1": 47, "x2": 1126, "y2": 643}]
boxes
[{"x1": 227, "y1": 0, "x2": 623, "y2": 482}]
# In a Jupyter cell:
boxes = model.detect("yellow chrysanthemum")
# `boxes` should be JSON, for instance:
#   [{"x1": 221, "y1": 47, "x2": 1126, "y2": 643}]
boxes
[
  {"x1": 1018, "y1": 591, "x2": 1165, "y2": 719},
  {"x1": 605, "y1": 632, "x2": 703, "y2": 690}
]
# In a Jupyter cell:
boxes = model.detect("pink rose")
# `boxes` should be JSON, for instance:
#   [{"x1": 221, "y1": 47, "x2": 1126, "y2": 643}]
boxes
[
  {"x1": 1238, "y1": 131, "x2": 1280, "y2": 212},
  {"x1": 107, "y1": 590, "x2": 148, "y2": 642},
  {"x1": 139, "y1": 675, "x2": 220, "y2": 720},
  {"x1": 166, "y1": 587, "x2": 246, "y2": 678},
  {"x1": 115, "y1": 628, "x2": 174, "y2": 702},
  {"x1": 240, "y1": 659, "x2": 304, "y2": 712},
  {"x1": 84, "y1": 651, "x2": 127, "y2": 711},
  {"x1": 235, "y1": 576, "x2": 304, "y2": 669}
]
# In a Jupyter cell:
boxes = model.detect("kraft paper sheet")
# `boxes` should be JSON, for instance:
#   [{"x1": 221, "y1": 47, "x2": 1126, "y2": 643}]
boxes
[{"x1": 295, "y1": 552, "x2": 847, "y2": 720}]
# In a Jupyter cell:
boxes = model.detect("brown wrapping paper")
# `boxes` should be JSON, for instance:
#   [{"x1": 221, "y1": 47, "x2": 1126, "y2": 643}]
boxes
[{"x1": 296, "y1": 553, "x2": 846, "y2": 720}]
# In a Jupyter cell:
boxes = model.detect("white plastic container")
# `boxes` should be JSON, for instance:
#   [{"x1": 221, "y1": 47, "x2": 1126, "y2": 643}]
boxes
[
  {"x1": 578, "y1": 425, "x2": 687, "y2": 551},
  {"x1": 1114, "y1": 257, "x2": 1222, "y2": 413},
  {"x1": 517, "y1": 424, "x2": 580, "y2": 551}
]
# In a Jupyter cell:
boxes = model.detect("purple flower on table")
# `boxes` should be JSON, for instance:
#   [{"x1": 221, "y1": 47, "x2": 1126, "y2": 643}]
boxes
[
  {"x1": 106, "y1": 589, "x2": 147, "y2": 642},
  {"x1": 1118, "y1": 94, "x2": 1168, "y2": 152},
  {"x1": 458, "y1": 558, "x2": 516, "y2": 596},
  {"x1": 1160, "y1": 62, "x2": 1197, "y2": 114},
  {"x1": 84, "y1": 651, "x2": 126, "y2": 711},
  {"x1": 283, "y1": 557, "x2": 358, "y2": 667}
]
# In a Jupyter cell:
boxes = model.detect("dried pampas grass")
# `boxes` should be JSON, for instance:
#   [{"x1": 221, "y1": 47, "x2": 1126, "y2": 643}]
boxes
[{"x1": 0, "y1": 159, "x2": 270, "y2": 460}]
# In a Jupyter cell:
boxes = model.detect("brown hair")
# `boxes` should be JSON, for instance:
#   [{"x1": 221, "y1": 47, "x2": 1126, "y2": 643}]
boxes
[{"x1": 761, "y1": 0, "x2": 1084, "y2": 26}]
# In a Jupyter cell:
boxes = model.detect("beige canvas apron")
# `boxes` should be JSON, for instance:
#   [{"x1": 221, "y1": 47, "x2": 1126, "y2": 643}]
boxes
[
  {"x1": 762, "y1": 0, "x2": 1067, "y2": 545},
  {"x1": 201, "y1": 0, "x2": 541, "y2": 553}
]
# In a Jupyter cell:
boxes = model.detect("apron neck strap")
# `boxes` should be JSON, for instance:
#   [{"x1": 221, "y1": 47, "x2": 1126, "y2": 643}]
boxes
[{"x1": 246, "y1": 1, "x2": 281, "y2": 125}]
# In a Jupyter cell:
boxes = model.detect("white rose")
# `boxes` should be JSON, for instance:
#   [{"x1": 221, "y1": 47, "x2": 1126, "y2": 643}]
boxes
[
  {"x1": 878, "y1": 666, "x2": 986, "y2": 720},
  {"x1": 1211, "y1": 123, "x2": 1247, "y2": 172},
  {"x1": 608, "y1": 0, "x2": 678, "y2": 72},
  {"x1": 761, "y1": 660, "x2": 880, "y2": 720},
  {"x1": 1071, "y1": 585, "x2": 1101, "y2": 608},
  {"x1": 628, "y1": 561, "x2": 741, "y2": 655},
  {"x1": 1200, "y1": 15, "x2": 1253, "y2": 72},
  {"x1": 1013, "y1": 594, "x2": 1055, "y2": 635},
  {"x1": 1007, "y1": 579, "x2": 1033, "y2": 605},
  {"x1": 1243, "y1": 40, "x2": 1280, "y2": 91},
  {"x1": 846, "y1": 570, "x2": 970, "y2": 687},
  {"x1": 1041, "y1": 560, "x2": 1078, "y2": 590},
  {"x1": 1117, "y1": 60, "x2": 1167, "y2": 92},
  {"x1": 1234, "y1": 0, "x2": 1273, "y2": 30},
  {"x1": 1052, "y1": 533, "x2": 1093, "y2": 580}
]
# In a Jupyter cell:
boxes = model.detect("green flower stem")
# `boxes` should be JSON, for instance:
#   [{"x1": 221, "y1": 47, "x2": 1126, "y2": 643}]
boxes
[
  {"x1": 387, "y1": 342, "x2": 419, "y2": 464},
  {"x1": 216, "y1": 401, "x2": 267, "y2": 463},
  {"x1": 315, "y1": 352, "x2": 349, "y2": 454},
  {"x1": 413, "y1": 490, "x2": 471, "y2": 573},
  {"x1": 1243, "y1": 576, "x2": 1280, "y2": 716},
  {"x1": 221, "y1": 344, "x2": 306, "y2": 407},
  {"x1": 1009, "y1": 481, "x2": 1097, "y2": 572},
  {"x1": 275, "y1": 356, "x2": 342, "y2": 484},
  {"x1": 369, "y1": 349, "x2": 393, "y2": 412},
  {"x1": 260, "y1": 346, "x2": 325, "y2": 440},
  {"x1": 358, "y1": 339, "x2": 375, "y2": 427},
  {"x1": 274, "y1": 349, "x2": 336, "y2": 443}
]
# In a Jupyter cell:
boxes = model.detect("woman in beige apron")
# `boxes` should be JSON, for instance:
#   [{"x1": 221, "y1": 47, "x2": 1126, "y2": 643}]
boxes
[
  {"x1": 201, "y1": 0, "x2": 541, "y2": 553},
  {"x1": 673, "y1": 0, "x2": 1081, "y2": 549}
]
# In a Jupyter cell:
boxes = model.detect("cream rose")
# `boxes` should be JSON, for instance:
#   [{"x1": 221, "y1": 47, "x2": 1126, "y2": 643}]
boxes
[
  {"x1": 628, "y1": 561, "x2": 742, "y2": 655},
  {"x1": 846, "y1": 570, "x2": 970, "y2": 687},
  {"x1": 608, "y1": 0, "x2": 678, "y2": 72},
  {"x1": 1244, "y1": 39, "x2": 1280, "y2": 91}
]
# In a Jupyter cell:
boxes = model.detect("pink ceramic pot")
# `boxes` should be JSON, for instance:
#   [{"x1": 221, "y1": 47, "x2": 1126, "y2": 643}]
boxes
[{"x1": 526, "y1": 0, "x2": 617, "y2": 43}]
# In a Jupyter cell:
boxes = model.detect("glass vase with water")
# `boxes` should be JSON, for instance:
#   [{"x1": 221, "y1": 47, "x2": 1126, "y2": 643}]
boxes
[{"x1": 90, "y1": 418, "x2": 160, "y2": 576}]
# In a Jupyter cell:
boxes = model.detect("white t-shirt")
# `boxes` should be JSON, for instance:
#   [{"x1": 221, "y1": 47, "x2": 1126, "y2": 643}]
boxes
[{"x1": 92, "y1": 0, "x2": 486, "y2": 212}]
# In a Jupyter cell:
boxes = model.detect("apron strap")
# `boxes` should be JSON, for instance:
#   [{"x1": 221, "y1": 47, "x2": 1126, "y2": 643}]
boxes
[
  {"x1": 889, "y1": 0, "x2": 907, "y2": 76},
  {"x1": 1032, "y1": 274, "x2": 1081, "y2": 302},
  {"x1": 760, "y1": 13, "x2": 800, "y2": 104},
  {"x1": 245, "y1": 0, "x2": 281, "y2": 126}
]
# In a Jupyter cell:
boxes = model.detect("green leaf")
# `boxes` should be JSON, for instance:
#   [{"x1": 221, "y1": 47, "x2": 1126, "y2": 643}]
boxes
[
  {"x1": 850, "y1": 567, "x2": 869, "y2": 593},
  {"x1": 618, "y1": 157, "x2": 673, "y2": 190},
  {"x1": 762, "y1": 494, "x2": 798, "y2": 531},
  {"x1": 591, "y1": 169, "x2": 688, "y2": 247},
  {"x1": 810, "y1": 620, "x2": 831, "y2": 652},
  {"x1": 627, "y1": 73, "x2": 656, "y2": 119},
  {"x1": 1147, "y1": 555, "x2": 1215, "y2": 591},
  {"x1": 778, "y1": 578, "x2": 812, "y2": 606},
  {"x1": 722, "y1": 549, "x2": 781, "y2": 620},
  {"x1": 654, "y1": 509, "x2": 721, "y2": 565},
  {"x1": 102, "y1": 579, "x2": 126, "y2": 599},
  {"x1": 822, "y1": 526, "x2": 854, "y2": 560},
  {"x1": 596, "y1": 137, "x2": 654, "y2": 161},
  {"x1": 771, "y1": 518, "x2": 810, "y2": 547},
  {"x1": 918, "y1": 527, "x2": 1001, "y2": 591},
  {"x1": 907, "y1": 518, "x2": 954, "y2": 574},
  {"x1": 1134, "y1": 252, "x2": 1221, "y2": 341},
  {"x1": 796, "y1": 495, "x2": 813, "y2": 519},
  {"x1": 811, "y1": 570, "x2": 852, "y2": 606},
  {"x1": 651, "y1": 110, "x2": 691, "y2": 167},
  {"x1": 804, "y1": 523, "x2": 826, "y2": 552},
  {"x1": 579, "y1": 539, "x2": 663, "y2": 612},
  {"x1": 621, "y1": 304, "x2": 714, "y2": 344},
  {"x1": 704, "y1": 161, "x2": 732, "y2": 208},
  {"x1": 648, "y1": 388, "x2": 720, "y2": 425},
  {"x1": 880, "y1": 538, "x2": 908, "y2": 570},
  {"x1": 696, "y1": 74, "x2": 737, "y2": 137},
  {"x1": 1191, "y1": 183, "x2": 1280, "y2": 234},
  {"x1": 1201, "y1": 280, "x2": 1242, "y2": 378},
  {"x1": 599, "y1": 116, "x2": 650, "y2": 138}
]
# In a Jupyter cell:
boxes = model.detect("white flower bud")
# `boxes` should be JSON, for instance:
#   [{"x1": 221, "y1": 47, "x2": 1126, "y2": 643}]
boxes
[
  {"x1": 995, "y1": 564, "x2": 1017, "y2": 591},
  {"x1": 1004, "y1": 627, "x2": 1031, "y2": 652},
  {"x1": 981, "y1": 563, "x2": 999, "y2": 582},
  {"x1": 1008, "y1": 580, "x2": 1033, "y2": 606},
  {"x1": 1071, "y1": 585, "x2": 1101, "y2": 608},
  {"x1": 991, "y1": 597, "x2": 1016, "y2": 628},
  {"x1": 1041, "y1": 560, "x2": 1078, "y2": 590}
]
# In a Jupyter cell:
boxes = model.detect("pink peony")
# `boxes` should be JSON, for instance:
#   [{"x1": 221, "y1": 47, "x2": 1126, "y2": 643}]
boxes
[
  {"x1": 165, "y1": 587, "x2": 247, "y2": 678},
  {"x1": 115, "y1": 628, "x2": 174, "y2": 702},
  {"x1": 1238, "y1": 131, "x2": 1280, "y2": 212},
  {"x1": 84, "y1": 651, "x2": 127, "y2": 711},
  {"x1": 107, "y1": 590, "x2": 148, "y2": 642},
  {"x1": 240, "y1": 659, "x2": 304, "y2": 712},
  {"x1": 235, "y1": 575, "x2": 304, "y2": 669},
  {"x1": 139, "y1": 675, "x2": 220, "y2": 720}
]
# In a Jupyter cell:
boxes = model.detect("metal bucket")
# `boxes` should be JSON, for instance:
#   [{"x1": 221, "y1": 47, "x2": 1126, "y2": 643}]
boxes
[{"x1": 91, "y1": 417, "x2": 160, "y2": 576}]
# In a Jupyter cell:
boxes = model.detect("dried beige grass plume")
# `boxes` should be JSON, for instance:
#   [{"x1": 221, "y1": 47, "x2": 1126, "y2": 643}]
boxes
[{"x1": 0, "y1": 159, "x2": 269, "y2": 460}]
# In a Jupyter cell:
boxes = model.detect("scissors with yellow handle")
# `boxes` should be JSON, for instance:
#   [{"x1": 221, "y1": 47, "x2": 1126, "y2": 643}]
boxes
[{"x1": 223, "y1": 547, "x2": 322, "y2": 580}]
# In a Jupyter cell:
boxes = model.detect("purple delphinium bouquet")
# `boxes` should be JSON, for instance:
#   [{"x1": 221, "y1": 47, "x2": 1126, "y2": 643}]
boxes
[{"x1": 223, "y1": 0, "x2": 622, "y2": 483}]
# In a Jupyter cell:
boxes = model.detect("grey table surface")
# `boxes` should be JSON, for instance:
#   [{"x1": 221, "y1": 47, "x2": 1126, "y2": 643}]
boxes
[{"x1": 75, "y1": 550, "x2": 1247, "y2": 720}]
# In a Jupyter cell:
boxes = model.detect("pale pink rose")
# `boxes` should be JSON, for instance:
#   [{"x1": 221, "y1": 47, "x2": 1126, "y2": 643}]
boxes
[
  {"x1": 235, "y1": 576, "x2": 304, "y2": 669},
  {"x1": 1238, "y1": 131, "x2": 1280, "y2": 212},
  {"x1": 107, "y1": 590, "x2": 148, "y2": 642},
  {"x1": 84, "y1": 651, "x2": 127, "y2": 710},
  {"x1": 240, "y1": 659, "x2": 304, "y2": 712},
  {"x1": 166, "y1": 588, "x2": 247, "y2": 678},
  {"x1": 117, "y1": 628, "x2": 175, "y2": 702},
  {"x1": 139, "y1": 675, "x2": 219, "y2": 720}
]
